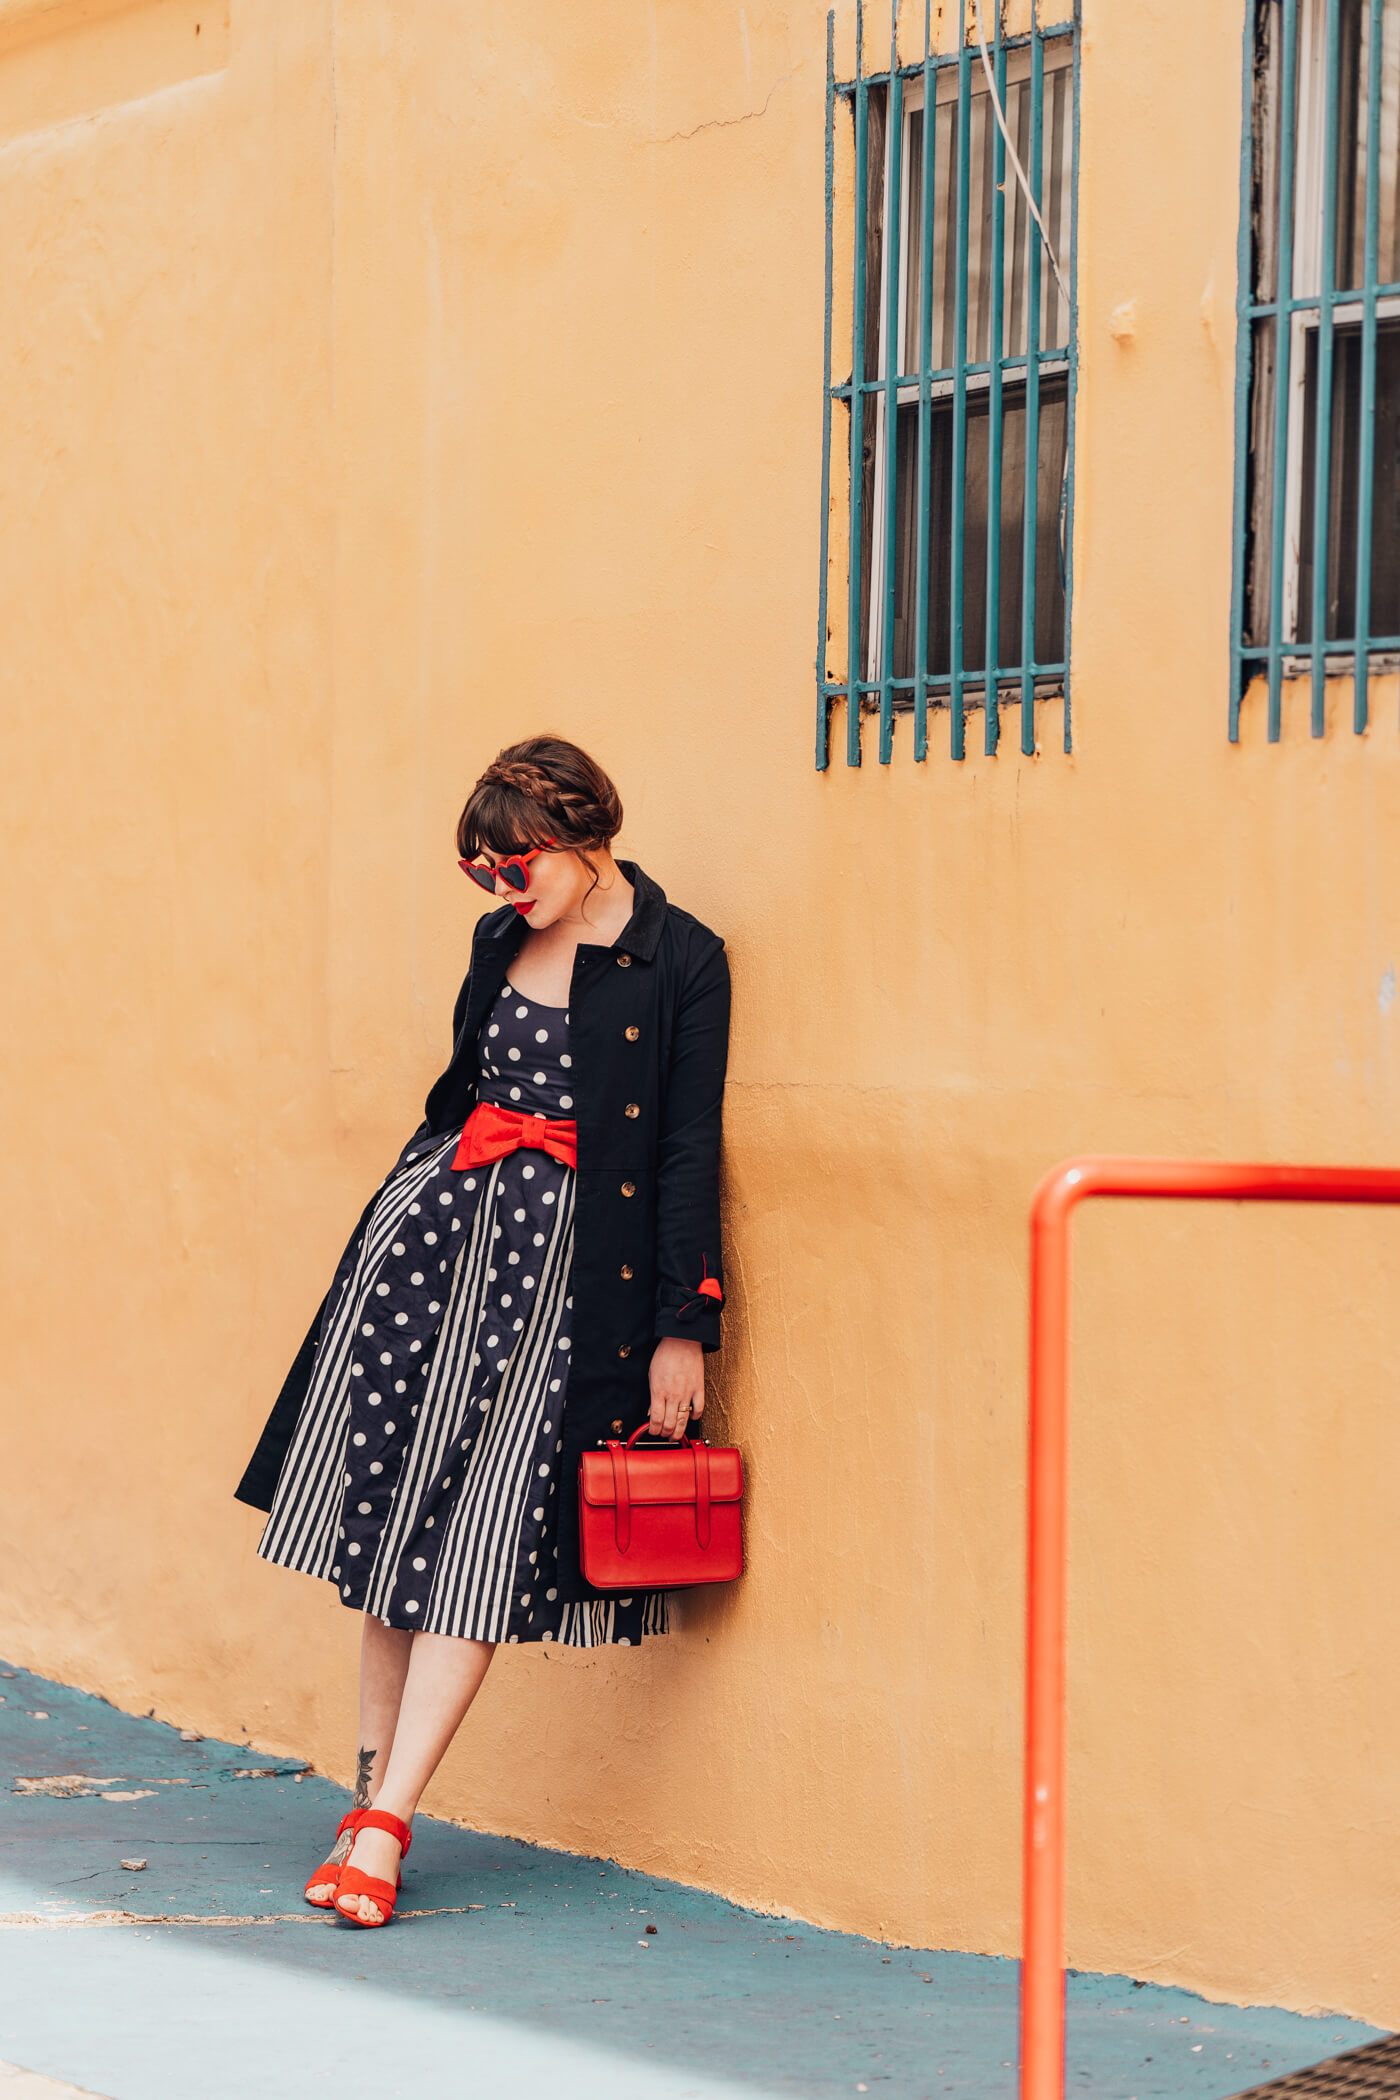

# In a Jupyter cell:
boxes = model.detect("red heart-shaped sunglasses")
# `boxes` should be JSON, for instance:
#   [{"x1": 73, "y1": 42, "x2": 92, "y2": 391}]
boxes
[{"x1": 458, "y1": 839, "x2": 556, "y2": 894}]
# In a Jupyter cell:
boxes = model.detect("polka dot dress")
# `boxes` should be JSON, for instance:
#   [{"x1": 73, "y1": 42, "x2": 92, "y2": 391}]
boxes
[{"x1": 257, "y1": 982, "x2": 667, "y2": 1649}]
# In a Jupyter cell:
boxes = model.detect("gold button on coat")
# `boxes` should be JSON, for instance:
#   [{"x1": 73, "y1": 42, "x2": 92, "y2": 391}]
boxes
[
  {"x1": 611, "y1": 1419, "x2": 623, "y2": 1434},
  {"x1": 620, "y1": 1263, "x2": 634, "y2": 1280},
  {"x1": 621, "y1": 1180, "x2": 636, "y2": 1197},
  {"x1": 617, "y1": 953, "x2": 631, "y2": 967},
  {"x1": 624, "y1": 1102, "x2": 640, "y2": 1119},
  {"x1": 618, "y1": 1344, "x2": 631, "y2": 1359},
  {"x1": 625, "y1": 1025, "x2": 640, "y2": 1041}
]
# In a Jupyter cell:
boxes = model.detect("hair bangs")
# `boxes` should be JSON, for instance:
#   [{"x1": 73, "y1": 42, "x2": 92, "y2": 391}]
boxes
[{"x1": 457, "y1": 786, "x2": 556, "y2": 865}]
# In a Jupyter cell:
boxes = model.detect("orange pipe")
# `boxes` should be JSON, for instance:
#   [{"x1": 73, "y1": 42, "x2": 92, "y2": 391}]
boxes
[{"x1": 1021, "y1": 1156, "x2": 1400, "y2": 2100}]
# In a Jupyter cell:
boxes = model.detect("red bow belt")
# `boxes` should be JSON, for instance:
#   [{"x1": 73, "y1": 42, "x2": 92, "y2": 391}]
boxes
[{"x1": 451, "y1": 1099, "x2": 578, "y2": 1173}]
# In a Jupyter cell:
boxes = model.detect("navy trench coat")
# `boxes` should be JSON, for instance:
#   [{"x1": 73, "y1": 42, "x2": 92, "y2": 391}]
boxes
[{"x1": 235, "y1": 861, "x2": 729, "y2": 1603}]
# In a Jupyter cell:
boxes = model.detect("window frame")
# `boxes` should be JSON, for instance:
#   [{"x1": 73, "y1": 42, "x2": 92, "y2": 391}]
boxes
[
  {"x1": 1232, "y1": 0, "x2": 1400, "y2": 739},
  {"x1": 865, "y1": 41, "x2": 1075, "y2": 697},
  {"x1": 816, "y1": 5, "x2": 1081, "y2": 770}
]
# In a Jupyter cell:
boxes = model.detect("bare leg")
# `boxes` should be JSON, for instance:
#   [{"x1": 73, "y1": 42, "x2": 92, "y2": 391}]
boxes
[
  {"x1": 337, "y1": 1630, "x2": 496, "y2": 1923},
  {"x1": 358, "y1": 1613, "x2": 415, "y2": 1786},
  {"x1": 305, "y1": 1616, "x2": 412, "y2": 1904}
]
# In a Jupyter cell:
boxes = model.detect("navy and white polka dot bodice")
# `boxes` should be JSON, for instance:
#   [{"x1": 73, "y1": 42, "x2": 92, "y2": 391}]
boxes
[{"x1": 476, "y1": 982, "x2": 575, "y2": 1117}]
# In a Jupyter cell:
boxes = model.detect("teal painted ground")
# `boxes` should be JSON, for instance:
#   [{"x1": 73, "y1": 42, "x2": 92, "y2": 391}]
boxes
[{"x1": 0, "y1": 1663, "x2": 1383, "y2": 2099}]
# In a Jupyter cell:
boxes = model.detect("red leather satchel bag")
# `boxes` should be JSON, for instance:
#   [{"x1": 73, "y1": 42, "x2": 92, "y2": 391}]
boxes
[{"x1": 578, "y1": 1425, "x2": 744, "y2": 1590}]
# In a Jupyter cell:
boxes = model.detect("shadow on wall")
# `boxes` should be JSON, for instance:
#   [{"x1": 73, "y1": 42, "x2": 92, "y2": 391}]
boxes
[{"x1": 0, "y1": 0, "x2": 230, "y2": 144}]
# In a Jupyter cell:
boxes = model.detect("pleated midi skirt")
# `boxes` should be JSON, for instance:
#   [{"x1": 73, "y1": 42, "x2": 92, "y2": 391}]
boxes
[{"x1": 256, "y1": 980, "x2": 667, "y2": 1649}]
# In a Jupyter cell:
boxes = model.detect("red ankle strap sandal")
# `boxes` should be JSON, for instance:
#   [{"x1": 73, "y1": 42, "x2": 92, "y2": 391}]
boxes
[
  {"x1": 304, "y1": 1809, "x2": 364, "y2": 1909},
  {"x1": 335, "y1": 1810, "x2": 413, "y2": 1929}
]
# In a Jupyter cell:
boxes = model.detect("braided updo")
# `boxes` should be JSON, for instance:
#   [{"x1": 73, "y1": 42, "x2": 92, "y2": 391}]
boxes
[{"x1": 456, "y1": 735, "x2": 623, "y2": 868}]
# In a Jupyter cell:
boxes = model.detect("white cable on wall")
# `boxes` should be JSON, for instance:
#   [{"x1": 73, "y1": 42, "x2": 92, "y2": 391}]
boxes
[{"x1": 970, "y1": 0, "x2": 1070, "y2": 306}]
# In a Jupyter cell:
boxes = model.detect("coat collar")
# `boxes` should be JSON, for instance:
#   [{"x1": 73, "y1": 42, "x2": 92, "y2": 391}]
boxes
[
  {"x1": 611, "y1": 861, "x2": 667, "y2": 962},
  {"x1": 475, "y1": 859, "x2": 667, "y2": 964}
]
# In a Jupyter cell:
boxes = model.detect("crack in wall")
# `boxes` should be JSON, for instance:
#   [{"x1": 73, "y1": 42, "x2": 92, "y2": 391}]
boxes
[{"x1": 648, "y1": 65, "x2": 798, "y2": 146}]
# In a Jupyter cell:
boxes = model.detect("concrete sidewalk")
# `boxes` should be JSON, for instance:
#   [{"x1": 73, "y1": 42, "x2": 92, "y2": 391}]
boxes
[{"x1": 0, "y1": 1661, "x2": 1383, "y2": 2099}]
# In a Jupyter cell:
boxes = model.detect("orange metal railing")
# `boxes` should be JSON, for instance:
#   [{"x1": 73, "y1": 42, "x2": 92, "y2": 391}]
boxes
[{"x1": 1021, "y1": 1156, "x2": 1400, "y2": 2100}]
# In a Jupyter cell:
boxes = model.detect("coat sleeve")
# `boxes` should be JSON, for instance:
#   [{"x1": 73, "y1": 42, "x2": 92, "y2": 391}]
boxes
[
  {"x1": 653, "y1": 935, "x2": 730, "y2": 1351},
  {"x1": 236, "y1": 952, "x2": 483, "y2": 1514},
  {"x1": 233, "y1": 1294, "x2": 327, "y2": 1511},
  {"x1": 391, "y1": 965, "x2": 475, "y2": 1170}
]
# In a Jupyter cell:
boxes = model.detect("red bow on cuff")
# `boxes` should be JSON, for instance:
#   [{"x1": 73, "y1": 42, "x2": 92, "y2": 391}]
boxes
[{"x1": 675, "y1": 1256, "x2": 724, "y2": 1323}]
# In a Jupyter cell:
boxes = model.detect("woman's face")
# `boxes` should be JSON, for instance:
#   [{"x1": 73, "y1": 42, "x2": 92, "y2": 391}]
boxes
[{"x1": 475, "y1": 843, "x2": 599, "y2": 930}]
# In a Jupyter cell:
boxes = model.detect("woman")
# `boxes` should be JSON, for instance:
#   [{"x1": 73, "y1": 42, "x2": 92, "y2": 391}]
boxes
[{"x1": 235, "y1": 736, "x2": 729, "y2": 1927}]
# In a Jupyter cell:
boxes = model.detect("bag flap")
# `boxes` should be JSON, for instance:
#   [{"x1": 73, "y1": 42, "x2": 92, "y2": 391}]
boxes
[{"x1": 579, "y1": 1446, "x2": 743, "y2": 1508}]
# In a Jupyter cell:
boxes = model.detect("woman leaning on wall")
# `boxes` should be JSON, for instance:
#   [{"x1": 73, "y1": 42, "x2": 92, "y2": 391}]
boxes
[{"x1": 234, "y1": 734, "x2": 730, "y2": 1928}]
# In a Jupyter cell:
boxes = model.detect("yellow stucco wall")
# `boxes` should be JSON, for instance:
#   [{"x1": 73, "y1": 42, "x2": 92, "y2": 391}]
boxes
[{"x1": 5, "y1": 0, "x2": 1400, "y2": 2025}]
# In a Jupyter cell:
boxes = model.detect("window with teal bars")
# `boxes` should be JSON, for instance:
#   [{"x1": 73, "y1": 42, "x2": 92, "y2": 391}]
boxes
[
  {"x1": 1232, "y1": 0, "x2": 1400, "y2": 738},
  {"x1": 816, "y1": 6, "x2": 1080, "y2": 769}
]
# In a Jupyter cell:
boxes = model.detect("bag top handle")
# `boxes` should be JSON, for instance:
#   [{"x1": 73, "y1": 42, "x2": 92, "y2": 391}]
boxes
[{"x1": 621, "y1": 1424, "x2": 705, "y2": 1450}]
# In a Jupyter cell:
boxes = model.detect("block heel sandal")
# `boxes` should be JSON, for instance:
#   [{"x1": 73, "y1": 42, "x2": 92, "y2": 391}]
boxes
[
  {"x1": 335, "y1": 1810, "x2": 412, "y2": 1929},
  {"x1": 304, "y1": 1809, "x2": 364, "y2": 1909}
]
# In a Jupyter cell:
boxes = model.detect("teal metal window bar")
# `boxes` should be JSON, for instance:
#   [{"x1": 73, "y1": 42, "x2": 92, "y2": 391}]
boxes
[
  {"x1": 1232, "y1": 0, "x2": 1400, "y2": 739},
  {"x1": 817, "y1": 4, "x2": 1080, "y2": 769}
]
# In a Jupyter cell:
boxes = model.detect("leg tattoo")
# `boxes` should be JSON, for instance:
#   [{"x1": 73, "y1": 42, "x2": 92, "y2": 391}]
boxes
[
  {"x1": 326, "y1": 1746, "x2": 377, "y2": 1870},
  {"x1": 352, "y1": 1746, "x2": 376, "y2": 1811}
]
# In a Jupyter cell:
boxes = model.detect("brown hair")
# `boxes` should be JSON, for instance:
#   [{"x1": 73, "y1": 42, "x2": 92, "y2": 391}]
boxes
[{"x1": 457, "y1": 735, "x2": 623, "y2": 874}]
